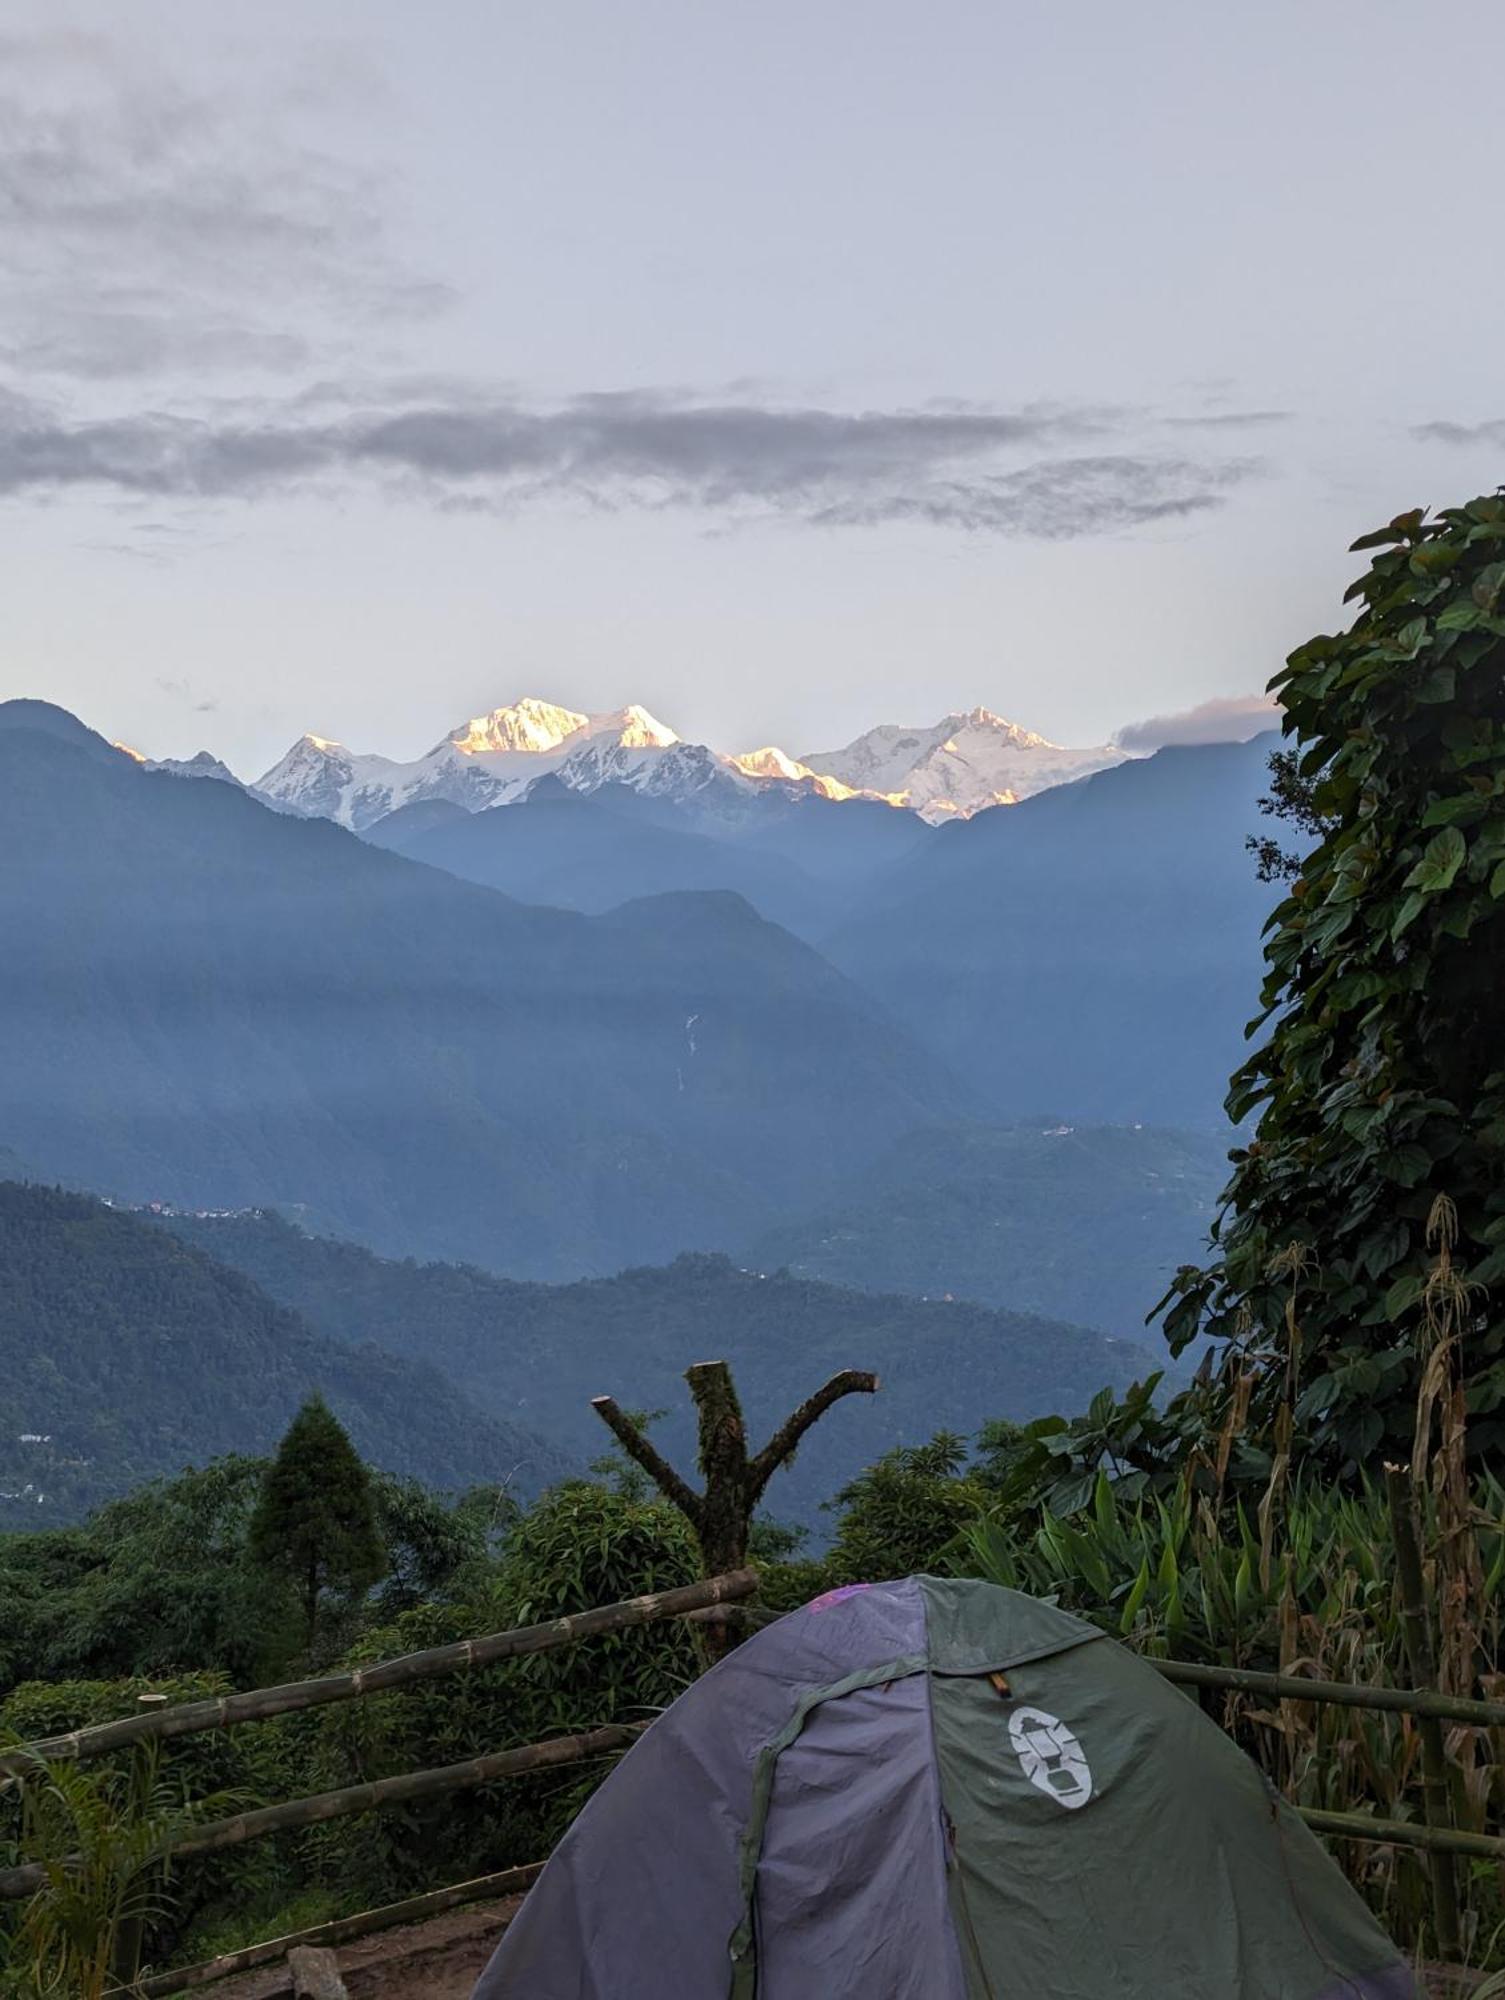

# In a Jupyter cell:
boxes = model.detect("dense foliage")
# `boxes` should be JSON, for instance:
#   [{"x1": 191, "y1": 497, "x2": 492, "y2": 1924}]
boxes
[
  {"x1": 0, "y1": 1183, "x2": 563, "y2": 1523},
  {"x1": 1159, "y1": 493, "x2": 1505, "y2": 1466},
  {"x1": 0, "y1": 1457, "x2": 511, "y2": 1693},
  {"x1": 0, "y1": 1461, "x2": 700, "y2": 1974}
]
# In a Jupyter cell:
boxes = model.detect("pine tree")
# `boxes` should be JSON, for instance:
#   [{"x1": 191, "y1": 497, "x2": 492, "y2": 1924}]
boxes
[{"x1": 247, "y1": 1396, "x2": 385, "y2": 1652}]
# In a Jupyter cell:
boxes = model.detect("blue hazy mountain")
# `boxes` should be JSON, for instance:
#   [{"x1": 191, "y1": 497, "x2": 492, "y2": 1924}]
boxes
[
  {"x1": 368, "y1": 777, "x2": 835, "y2": 934},
  {"x1": 0, "y1": 706, "x2": 961, "y2": 1278},
  {"x1": 822, "y1": 735, "x2": 1281, "y2": 1129}
]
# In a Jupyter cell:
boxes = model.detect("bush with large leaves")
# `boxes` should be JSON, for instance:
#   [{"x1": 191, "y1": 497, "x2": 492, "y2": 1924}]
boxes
[{"x1": 1158, "y1": 490, "x2": 1505, "y2": 1468}]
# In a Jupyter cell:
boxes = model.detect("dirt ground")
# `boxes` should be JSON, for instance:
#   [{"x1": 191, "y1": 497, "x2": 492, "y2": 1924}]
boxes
[
  {"x1": 167, "y1": 1896, "x2": 521, "y2": 2000},
  {"x1": 163, "y1": 1912, "x2": 1483, "y2": 1999}
]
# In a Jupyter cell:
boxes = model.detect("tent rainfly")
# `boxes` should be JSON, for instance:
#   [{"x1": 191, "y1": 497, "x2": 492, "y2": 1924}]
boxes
[{"x1": 473, "y1": 1576, "x2": 1416, "y2": 1998}]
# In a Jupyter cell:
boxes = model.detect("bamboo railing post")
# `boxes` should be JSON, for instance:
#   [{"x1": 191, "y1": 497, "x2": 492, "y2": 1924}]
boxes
[
  {"x1": 1384, "y1": 1462, "x2": 1462, "y2": 1962},
  {"x1": 1149, "y1": 1659, "x2": 1505, "y2": 1728}
]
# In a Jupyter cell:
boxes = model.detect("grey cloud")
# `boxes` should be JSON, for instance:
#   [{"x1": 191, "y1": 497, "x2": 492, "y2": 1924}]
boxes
[
  {"x1": 1412, "y1": 419, "x2": 1505, "y2": 446},
  {"x1": 0, "y1": 386, "x2": 1262, "y2": 537},
  {"x1": 808, "y1": 454, "x2": 1260, "y2": 535},
  {"x1": 0, "y1": 34, "x2": 445, "y2": 384},
  {"x1": 1162, "y1": 410, "x2": 1293, "y2": 430},
  {"x1": 1115, "y1": 692, "x2": 1280, "y2": 753}
]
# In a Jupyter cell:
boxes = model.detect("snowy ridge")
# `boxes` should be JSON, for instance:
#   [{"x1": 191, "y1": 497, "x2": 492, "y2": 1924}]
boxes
[
  {"x1": 125, "y1": 694, "x2": 1133, "y2": 831},
  {"x1": 800, "y1": 707, "x2": 1125, "y2": 822}
]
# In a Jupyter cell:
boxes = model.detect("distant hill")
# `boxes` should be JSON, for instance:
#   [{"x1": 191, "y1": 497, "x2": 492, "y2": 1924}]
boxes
[
  {"x1": 366, "y1": 776, "x2": 934, "y2": 940},
  {"x1": 0, "y1": 708, "x2": 959, "y2": 1277},
  {"x1": 0, "y1": 1183, "x2": 568, "y2": 1523},
  {"x1": 746, "y1": 1122, "x2": 1227, "y2": 1335},
  {"x1": 370, "y1": 779, "x2": 833, "y2": 935},
  {"x1": 162, "y1": 1212, "x2": 1157, "y2": 1523},
  {"x1": 824, "y1": 735, "x2": 1281, "y2": 1128}
]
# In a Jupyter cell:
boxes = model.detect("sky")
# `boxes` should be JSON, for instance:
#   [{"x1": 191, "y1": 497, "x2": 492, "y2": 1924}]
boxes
[{"x1": 3, "y1": 0, "x2": 1502, "y2": 780}]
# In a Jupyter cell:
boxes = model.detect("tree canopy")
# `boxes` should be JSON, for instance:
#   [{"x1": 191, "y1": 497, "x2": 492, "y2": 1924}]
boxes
[
  {"x1": 247, "y1": 1398, "x2": 386, "y2": 1655},
  {"x1": 1159, "y1": 490, "x2": 1505, "y2": 1468}
]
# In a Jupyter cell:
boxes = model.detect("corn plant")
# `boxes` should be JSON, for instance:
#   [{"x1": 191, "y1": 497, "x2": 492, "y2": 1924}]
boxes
[{"x1": 959, "y1": 1467, "x2": 1505, "y2": 1960}]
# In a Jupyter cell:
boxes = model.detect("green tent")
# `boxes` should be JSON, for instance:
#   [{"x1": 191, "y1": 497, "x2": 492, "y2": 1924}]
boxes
[{"x1": 476, "y1": 1577, "x2": 1415, "y2": 1997}]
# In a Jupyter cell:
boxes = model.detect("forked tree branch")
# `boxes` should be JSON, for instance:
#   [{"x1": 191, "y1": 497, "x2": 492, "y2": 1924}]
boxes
[
  {"x1": 748, "y1": 1369, "x2": 880, "y2": 1503},
  {"x1": 589, "y1": 1395, "x2": 704, "y2": 1525}
]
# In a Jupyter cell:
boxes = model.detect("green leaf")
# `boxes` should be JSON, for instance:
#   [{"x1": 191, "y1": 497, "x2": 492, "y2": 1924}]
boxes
[
  {"x1": 1377, "y1": 1144, "x2": 1431, "y2": 1187},
  {"x1": 1350, "y1": 510, "x2": 1424, "y2": 551},
  {"x1": 1472, "y1": 561, "x2": 1505, "y2": 613},
  {"x1": 1390, "y1": 890, "x2": 1428, "y2": 939},
  {"x1": 1436, "y1": 599, "x2": 1483, "y2": 632},
  {"x1": 1402, "y1": 825, "x2": 1467, "y2": 893},
  {"x1": 1119, "y1": 1555, "x2": 1151, "y2": 1635}
]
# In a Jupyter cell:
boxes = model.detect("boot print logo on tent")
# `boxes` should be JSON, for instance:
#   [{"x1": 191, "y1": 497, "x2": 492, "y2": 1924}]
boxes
[{"x1": 1008, "y1": 1706, "x2": 1093, "y2": 1810}]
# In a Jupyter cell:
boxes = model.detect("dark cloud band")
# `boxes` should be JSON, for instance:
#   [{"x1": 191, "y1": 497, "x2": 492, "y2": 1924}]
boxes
[{"x1": 0, "y1": 386, "x2": 1262, "y2": 537}]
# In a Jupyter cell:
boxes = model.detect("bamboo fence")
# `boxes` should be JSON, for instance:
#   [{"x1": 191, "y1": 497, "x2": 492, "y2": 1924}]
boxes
[
  {"x1": 0, "y1": 1568, "x2": 758, "y2": 1783},
  {"x1": 6, "y1": 1550, "x2": 1502, "y2": 1987},
  {"x1": 0, "y1": 1723, "x2": 644, "y2": 1901}
]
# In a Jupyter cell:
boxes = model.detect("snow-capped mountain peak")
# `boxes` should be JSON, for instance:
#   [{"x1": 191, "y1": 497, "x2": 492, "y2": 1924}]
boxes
[
  {"x1": 253, "y1": 699, "x2": 687, "y2": 831},
  {"x1": 447, "y1": 698, "x2": 679, "y2": 761},
  {"x1": 729, "y1": 745, "x2": 810, "y2": 782},
  {"x1": 729, "y1": 745, "x2": 859, "y2": 802},
  {"x1": 448, "y1": 699, "x2": 589, "y2": 757},
  {"x1": 800, "y1": 708, "x2": 1125, "y2": 822},
  {"x1": 148, "y1": 750, "x2": 245, "y2": 787}
]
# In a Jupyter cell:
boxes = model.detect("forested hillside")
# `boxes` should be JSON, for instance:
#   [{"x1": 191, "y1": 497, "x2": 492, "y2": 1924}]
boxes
[
  {"x1": 0, "y1": 1184, "x2": 566, "y2": 1521},
  {"x1": 163, "y1": 1212, "x2": 1153, "y2": 1521},
  {"x1": 747, "y1": 1122, "x2": 1226, "y2": 1332}
]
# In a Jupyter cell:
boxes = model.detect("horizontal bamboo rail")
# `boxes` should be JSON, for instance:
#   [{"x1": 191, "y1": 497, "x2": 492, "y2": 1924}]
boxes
[
  {"x1": 0, "y1": 1723, "x2": 644, "y2": 1901},
  {"x1": 1299, "y1": 1808, "x2": 1505, "y2": 1863},
  {"x1": 0, "y1": 1569, "x2": 757, "y2": 1781},
  {"x1": 1152, "y1": 1658, "x2": 1505, "y2": 1730},
  {"x1": 122, "y1": 1861, "x2": 546, "y2": 1997}
]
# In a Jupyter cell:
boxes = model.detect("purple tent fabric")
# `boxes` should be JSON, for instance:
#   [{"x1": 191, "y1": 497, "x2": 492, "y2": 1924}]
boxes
[{"x1": 472, "y1": 1581, "x2": 932, "y2": 1999}]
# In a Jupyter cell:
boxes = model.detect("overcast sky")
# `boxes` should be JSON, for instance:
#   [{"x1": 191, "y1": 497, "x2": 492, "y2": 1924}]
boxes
[{"x1": 3, "y1": 0, "x2": 1502, "y2": 777}]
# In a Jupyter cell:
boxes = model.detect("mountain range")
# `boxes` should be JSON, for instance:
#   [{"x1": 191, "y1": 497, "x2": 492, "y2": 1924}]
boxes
[
  {"x1": 158, "y1": 1211, "x2": 1156, "y2": 1525},
  {"x1": 0, "y1": 689, "x2": 1280, "y2": 1520},
  {"x1": 0, "y1": 1177, "x2": 1152, "y2": 1526},
  {"x1": 0, "y1": 700, "x2": 956, "y2": 1276},
  {"x1": 0, "y1": 695, "x2": 1274, "y2": 1245},
  {"x1": 121, "y1": 695, "x2": 1129, "y2": 829}
]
